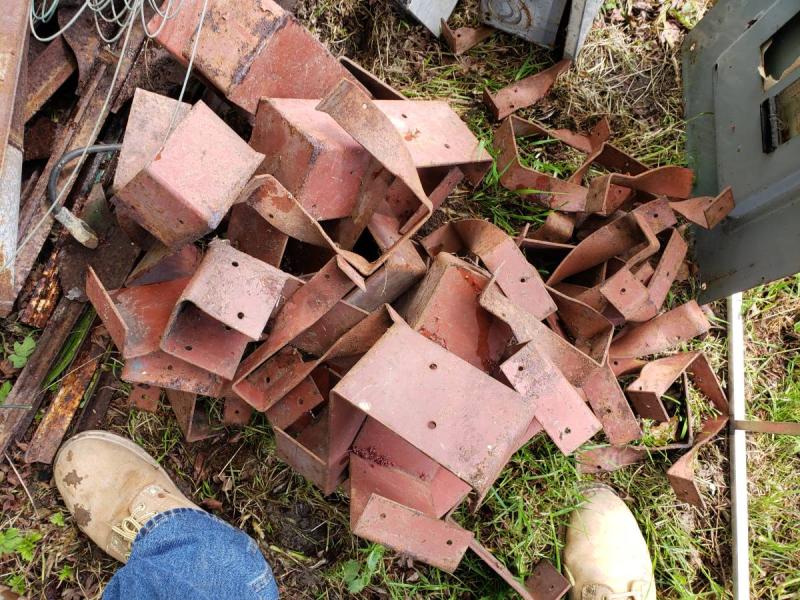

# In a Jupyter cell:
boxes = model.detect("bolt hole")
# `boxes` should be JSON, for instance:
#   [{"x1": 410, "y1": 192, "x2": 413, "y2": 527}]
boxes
[
  {"x1": 298, "y1": 398, "x2": 304, "y2": 406},
  {"x1": 237, "y1": 312, "x2": 244, "y2": 319},
  {"x1": 509, "y1": 103, "x2": 515, "y2": 108},
  {"x1": 178, "y1": 219, "x2": 184, "y2": 224},
  {"x1": 564, "y1": 427, "x2": 571, "y2": 434},
  {"x1": 185, "y1": 345, "x2": 192, "y2": 351},
  {"x1": 167, "y1": 364, "x2": 173, "y2": 371},
  {"x1": 224, "y1": 325, "x2": 232, "y2": 331},
  {"x1": 265, "y1": 377, "x2": 271, "y2": 384},
  {"x1": 517, "y1": 365, "x2": 524, "y2": 372},
  {"x1": 446, "y1": 539, "x2": 453, "y2": 545},
  {"x1": 620, "y1": 288, "x2": 627, "y2": 294},
  {"x1": 324, "y1": 273, "x2": 330, "y2": 279},
  {"x1": 268, "y1": 213, "x2": 275, "y2": 219},
  {"x1": 402, "y1": 113, "x2": 408, "y2": 118},
  {"x1": 519, "y1": 277, "x2": 527, "y2": 283},
  {"x1": 232, "y1": 261, "x2": 239, "y2": 267},
  {"x1": 380, "y1": 513, "x2": 387, "y2": 519},
  {"x1": 429, "y1": 363, "x2": 437, "y2": 370},
  {"x1": 456, "y1": 33, "x2": 462, "y2": 37},
  {"x1": 653, "y1": 213, "x2": 659, "y2": 218},
  {"x1": 612, "y1": 360, "x2": 619, "y2": 365},
  {"x1": 427, "y1": 421, "x2": 437, "y2": 430}
]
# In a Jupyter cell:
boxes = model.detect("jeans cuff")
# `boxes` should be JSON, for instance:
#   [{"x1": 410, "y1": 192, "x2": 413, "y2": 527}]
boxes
[{"x1": 133, "y1": 507, "x2": 209, "y2": 546}]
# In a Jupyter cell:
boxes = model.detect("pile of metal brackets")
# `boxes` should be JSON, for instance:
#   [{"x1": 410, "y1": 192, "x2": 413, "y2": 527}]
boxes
[{"x1": 69, "y1": 0, "x2": 736, "y2": 596}]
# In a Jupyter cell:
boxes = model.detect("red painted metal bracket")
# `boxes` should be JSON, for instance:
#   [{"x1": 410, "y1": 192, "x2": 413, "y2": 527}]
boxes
[
  {"x1": 332, "y1": 320, "x2": 536, "y2": 496},
  {"x1": 483, "y1": 60, "x2": 571, "y2": 120},
  {"x1": 421, "y1": 219, "x2": 557, "y2": 321},
  {"x1": 441, "y1": 20, "x2": 494, "y2": 55},
  {"x1": 670, "y1": 186, "x2": 734, "y2": 229},
  {"x1": 161, "y1": 239, "x2": 289, "y2": 380},
  {"x1": 115, "y1": 99, "x2": 264, "y2": 248},
  {"x1": 150, "y1": 0, "x2": 362, "y2": 115}
]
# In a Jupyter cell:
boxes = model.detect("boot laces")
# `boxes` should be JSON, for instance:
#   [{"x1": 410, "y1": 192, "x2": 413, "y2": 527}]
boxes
[{"x1": 111, "y1": 503, "x2": 156, "y2": 543}]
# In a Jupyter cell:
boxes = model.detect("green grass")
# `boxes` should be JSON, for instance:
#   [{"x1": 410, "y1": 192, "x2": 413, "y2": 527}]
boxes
[{"x1": 741, "y1": 276, "x2": 800, "y2": 599}]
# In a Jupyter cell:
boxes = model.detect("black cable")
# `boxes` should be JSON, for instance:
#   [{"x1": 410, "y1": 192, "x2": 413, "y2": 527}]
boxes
[{"x1": 47, "y1": 143, "x2": 123, "y2": 210}]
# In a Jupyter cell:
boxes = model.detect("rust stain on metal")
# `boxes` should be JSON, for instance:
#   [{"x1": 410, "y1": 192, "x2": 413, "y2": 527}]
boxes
[{"x1": 24, "y1": 325, "x2": 109, "y2": 464}]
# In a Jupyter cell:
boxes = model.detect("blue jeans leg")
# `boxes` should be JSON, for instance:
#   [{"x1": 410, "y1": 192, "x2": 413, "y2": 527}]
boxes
[{"x1": 102, "y1": 508, "x2": 279, "y2": 600}]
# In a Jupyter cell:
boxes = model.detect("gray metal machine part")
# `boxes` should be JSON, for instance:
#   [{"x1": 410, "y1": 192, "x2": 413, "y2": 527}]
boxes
[
  {"x1": 684, "y1": 0, "x2": 800, "y2": 301},
  {"x1": 481, "y1": 0, "x2": 568, "y2": 47},
  {"x1": 398, "y1": 0, "x2": 458, "y2": 37}
]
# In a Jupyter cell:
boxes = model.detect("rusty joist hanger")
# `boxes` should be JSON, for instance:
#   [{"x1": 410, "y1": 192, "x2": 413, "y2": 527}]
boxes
[
  {"x1": 150, "y1": 0, "x2": 364, "y2": 115},
  {"x1": 115, "y1": 97, "x2": 264, "y2": 248}
]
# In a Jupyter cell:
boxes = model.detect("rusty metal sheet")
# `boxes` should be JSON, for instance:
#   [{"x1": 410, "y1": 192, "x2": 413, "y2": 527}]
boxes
[
  {"x1": 646, "y1": 229, "x2": 687, "y2": 311},
  {"x1": 350, "y1": 418, "x2": 471, "y2": 519},
  {"x1": 165, "y1": 389, "x2": 218, "y2": 443},
  {"x1": 548, "y1": 287, "x2": 612, "y2": 365},
  {"x1": 333, "y1": 321, "x2": 536, "y2": 495},
  {"x1": 122, "y1": 351, "x2": 224, "y2": 400},
  {"x1": 493, "y1": 117, "x2": 589, "y2": 212},
  {"x1": 85, "y1": 267, "x2": 189, "y2": 360},
  {"x1": 483, "y1": 60, "x2": 571, "y2": 120},
  {"x1": 338, "y1": 57, "x2": 406, "y2": 101},
  {"x1": 226, "y1": 202, "x2": 288, "y2": 268},
  {"x1": 626, "y1": 352, "x2": 727, "y2": 422},
  {"x1": 569, "y1": 119, "x2": 647, "y2": 184},
  {"x1": 441, "y1": 20, "x2": 494, "y2": 55},
  {"x1": 24, "y1": 326, "x2": 108, "y2": 464},
  {"x1": 316, "y1": 80, "x2": 433, "y2": 274},
  {"x1": 0, "y1": 299, "x2": 85, "y2": 456},
  {"x1": 130, "y1": 384, "x2": 161, "y2": 413},
  {"x1": 344, "y1": 240, "x2": 426, "y2": 312},
  {"x1": 501, "y1": 342, "x2": 602, "y2": 454},
  {"x1": 85, "y1": 267, "x2": 225, "y2": 397},
  {"x1": 525, "y1": 213, "x2": 575, "y2": 244},
  {"x1": 125, "y1": 243, "x2": 201, "y2": 287},
  {"x1": 165, "y1": 239, "x2": 287, "y2": 341},
  {"x1": 161, "y1": 240, "x2": 289, "y2": 379},
  {"x1": 421, "y1": 220, "x2": 557, "y2": 321},
  {"x1": 670, "y1": 186, "x2": 734, "y2": 229},
  {"x1": 0, "y1": 0, "x2": 28, "y2": 175},
  {"x1": 116, "y1": 100, "x2": 264, "y2": 248},
  {"x1": 666, "y1": 415, "x2": 728, "y2": 507},
  {"x1": 547, "y1": 211, "x2": 664, "y2": 285},
  {"x1": 58, "y1": 7, "x2": 103, "y2": 95},
  {"x1": 233, "y1": 257, "x2": 363, "y2": 409},
  {"x1": 151, "y1": 0, "x2": 361, "y2": 115},
  {"x1": 599, "y1": 267, "x2": 658, "y2": 323},
  {"x1": 251, "y1": 96, "x2": 487, "y2": 220},
  {"x1": 112, "y1": 88, "x2": 192, "y2": 194},
  {"x1": 250, "y1": 99, "x2": 374, "y2": 221},
  {"x1": 222, "y1": 391, "x2": 254, "y2": 426},
  {"x1": 270, "y1": 316, "x2": 391, "y2": 494},
  {"x1": 480, "y1": 282, "x2": 641, "y2": 446},
  {"x1": 24, "y1": 37, "x2": 76, "y2": 122},
  {"x1": 351, "y1": 493, "x2": 473, "y2": 573},
  {"x1": 266, "y1": 367, "x2": 327, "y2": 430},
  {"x1": 584, "y1": 166, "x2": 693, "y2": 215},
  {"x1": 405, "y1": 253, "x2": 511, "y2": 372},
  {"x1": 609, "y1": 301, "x2": 712, "y2": 359}
]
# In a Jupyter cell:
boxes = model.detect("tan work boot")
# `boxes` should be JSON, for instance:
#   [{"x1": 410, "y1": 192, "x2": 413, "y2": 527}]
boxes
[
  {"x1": 54, "y1": 430, "x2": 198, "y2": 562},
  {"x1": 564, "y1": 485, "x2": 656, "y2": 600}
]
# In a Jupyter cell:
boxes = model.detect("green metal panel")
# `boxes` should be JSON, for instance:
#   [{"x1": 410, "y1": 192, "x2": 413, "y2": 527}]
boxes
[{"x1": 683, "y1": 0, "x2": 800, "y2": 301}]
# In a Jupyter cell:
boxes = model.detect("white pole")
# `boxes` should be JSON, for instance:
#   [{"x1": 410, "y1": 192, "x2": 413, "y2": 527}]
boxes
[{"x1": 728, "y1": 292, "x2": 750, "y2": 599}]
